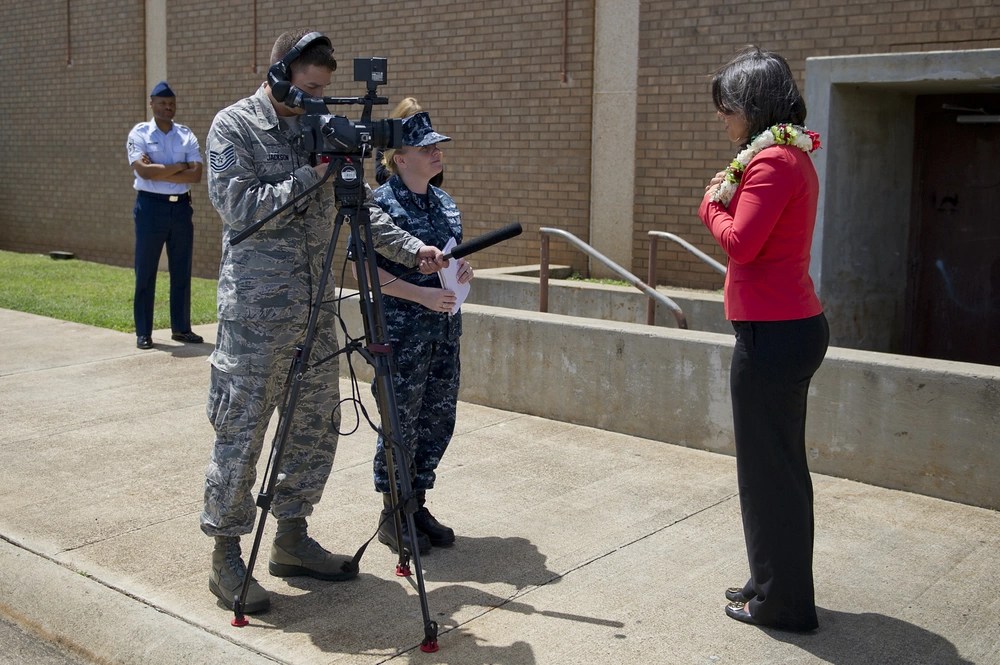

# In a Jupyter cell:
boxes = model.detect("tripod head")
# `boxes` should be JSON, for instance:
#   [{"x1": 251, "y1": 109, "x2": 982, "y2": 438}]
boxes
[{"x1": 322, "y1": 154, "x2": 367, "y2": 208}]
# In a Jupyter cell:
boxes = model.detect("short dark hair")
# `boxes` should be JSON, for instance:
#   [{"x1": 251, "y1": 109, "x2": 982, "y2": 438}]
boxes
[
  {"x1": 270, "y1": 29, "x2": 337, "y2": 71},
  {"x1": 711, "y1": 46, "x2": 806, "y2": 144}
]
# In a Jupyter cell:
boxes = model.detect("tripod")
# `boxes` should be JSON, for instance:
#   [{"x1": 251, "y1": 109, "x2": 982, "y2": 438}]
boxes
[{"x1": 228, "y1": 154, "x2": 439, "y2": 652}]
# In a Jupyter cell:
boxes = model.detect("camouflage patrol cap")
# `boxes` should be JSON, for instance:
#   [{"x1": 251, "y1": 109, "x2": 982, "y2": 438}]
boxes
[{"x1": 401, "y1": 112, "x2": 451, "y2": 147}]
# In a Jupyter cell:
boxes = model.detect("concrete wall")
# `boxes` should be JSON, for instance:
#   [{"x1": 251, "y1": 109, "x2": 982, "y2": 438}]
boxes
[
  {"x1": 817, "y1": 86, "x2": 914, "y2": 351},
  {"x1": 806, "y1": 49, "x2": 1000, "y2": 352},
  {"x1": 144, "y1": 0, "x2": 167, "y2": 90},
  {"x1": 469, "y1": 267, "x2": 731, "y2": 334},
  {"x1": 338, "y1": 298, "x2": 1000, "y2": 511}
]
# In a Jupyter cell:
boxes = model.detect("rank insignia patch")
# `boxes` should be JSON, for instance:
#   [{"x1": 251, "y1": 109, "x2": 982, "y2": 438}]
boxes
[{"x1": 210, "y1": 145, "x2": 237, "y2": 173}]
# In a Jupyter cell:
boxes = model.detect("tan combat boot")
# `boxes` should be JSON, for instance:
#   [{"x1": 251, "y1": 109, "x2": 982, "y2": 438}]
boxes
[
  {"x1": 209, "y1": 536, "x2": 270, "y2": 614},
  {"x1": 268, "y1": 517, "x2": 359, "y2": 581}
]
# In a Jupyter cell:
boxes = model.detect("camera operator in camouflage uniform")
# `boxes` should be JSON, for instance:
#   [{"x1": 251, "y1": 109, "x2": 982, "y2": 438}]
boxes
[
  {"x1": 367, "y1": 111, "x2": 472, "y2": 554},
  {"x1": 201, "y1": 30, "x2": 445, "y2": 614}
]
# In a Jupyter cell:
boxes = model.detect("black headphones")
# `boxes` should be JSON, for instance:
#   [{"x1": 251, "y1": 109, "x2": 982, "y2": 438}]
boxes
[{"x1": 267, "y1": 31, "x2": 333, "y2": 103}]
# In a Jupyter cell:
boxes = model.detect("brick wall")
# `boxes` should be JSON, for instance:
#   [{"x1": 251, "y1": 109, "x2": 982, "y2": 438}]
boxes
[
  {"x1": 1, "y1": 0, "x2": 997, "y2": 289},
  {"x1": 0, "y1": 0, "x2": 144, "y2": 270},
  {"x1": 0, "y1": 0, "x2": 595, "y2": 282}
]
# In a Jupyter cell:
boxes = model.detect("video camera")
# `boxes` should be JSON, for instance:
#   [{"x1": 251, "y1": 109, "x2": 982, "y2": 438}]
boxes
[{"x1": 293, "y1": 57, "x2": 402, "y2": 158}]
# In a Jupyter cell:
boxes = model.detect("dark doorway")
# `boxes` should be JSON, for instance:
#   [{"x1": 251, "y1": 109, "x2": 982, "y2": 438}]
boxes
[{"x1": 905, "y1": 93, "x2": 1000, "y2": 366}]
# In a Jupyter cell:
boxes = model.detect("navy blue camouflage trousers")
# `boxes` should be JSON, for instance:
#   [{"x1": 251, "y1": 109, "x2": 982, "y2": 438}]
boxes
[{"x1": 374, "y1": 337, "x2": 460, "y2": 493}]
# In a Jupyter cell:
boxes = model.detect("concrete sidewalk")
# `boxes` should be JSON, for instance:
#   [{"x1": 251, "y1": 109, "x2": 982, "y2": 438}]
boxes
[{"x1": 0, "y1": 308, "x2": 997, "y2": 665}]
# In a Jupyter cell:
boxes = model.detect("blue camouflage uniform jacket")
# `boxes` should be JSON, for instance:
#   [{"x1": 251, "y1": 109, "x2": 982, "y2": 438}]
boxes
[{"x1": 372, "y1": 175, "x2": 463, "y2": 342}]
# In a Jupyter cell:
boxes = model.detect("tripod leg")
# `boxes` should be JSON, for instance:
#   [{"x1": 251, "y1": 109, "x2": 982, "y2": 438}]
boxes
[
  {"x1": 384, "y1": 450, "x2": 410, "y2": 570},
  {"x1": 349, "y1": 206, "x2": 440, "y2": 651},
  {"x1": 393, "y1": 458, "x2": 439, "y2": 652},
  {"x1": 230, "y1": 207, "x2": 347, "y2": 626}
]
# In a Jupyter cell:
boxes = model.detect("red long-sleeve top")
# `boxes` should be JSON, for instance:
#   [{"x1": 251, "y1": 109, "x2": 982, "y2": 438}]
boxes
[{"x1": 698, "y1": 145, "x2": 823, "y2": 322}]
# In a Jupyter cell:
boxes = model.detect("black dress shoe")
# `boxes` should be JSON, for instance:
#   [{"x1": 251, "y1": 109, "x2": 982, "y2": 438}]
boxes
[
  {"x1": 171, "y1": 331, "x2": 204, "y2": 343},
  {"x1": 726, "y1": 586, "x2": 754, "y2": 603},
  {"x1": 725, "y1": 601, "x2": 756, "y2": 625},
  {"x1": 136, "y1": 335, "x2": 153, "y2": 350},
  {"x1": 724, "y1": 601, "x2": 818, "y2": 632}
]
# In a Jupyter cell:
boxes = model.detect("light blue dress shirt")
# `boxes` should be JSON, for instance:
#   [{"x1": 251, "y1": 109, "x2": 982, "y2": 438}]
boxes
[{"x1": 126, "y1": 120, "x2": 202, "y2": 195}]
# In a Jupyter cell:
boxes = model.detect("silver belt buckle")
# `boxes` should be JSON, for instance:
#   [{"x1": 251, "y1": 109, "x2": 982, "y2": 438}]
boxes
[{"x1": 168, "y1": 195, "x2": 180, "y2": 202}]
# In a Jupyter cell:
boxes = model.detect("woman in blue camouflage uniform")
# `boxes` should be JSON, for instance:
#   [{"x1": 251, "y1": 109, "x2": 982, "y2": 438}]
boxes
[{"x1": 370, "y1": 111, "x2": 473, "y2": 554}]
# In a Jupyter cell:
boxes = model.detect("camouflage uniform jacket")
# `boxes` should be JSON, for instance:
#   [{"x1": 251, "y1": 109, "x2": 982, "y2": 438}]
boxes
[
  {"x1": 206, "y1": 84, "x2": 424, "y2": 327},
  {"x1": 372, "y1": 175, "x2": 462, "y2": 343}
]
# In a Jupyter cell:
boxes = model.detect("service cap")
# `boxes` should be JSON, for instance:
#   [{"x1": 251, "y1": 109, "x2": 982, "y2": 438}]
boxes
[{"x1": 150, "y1": 81, "x2": 176, "y2": 98}]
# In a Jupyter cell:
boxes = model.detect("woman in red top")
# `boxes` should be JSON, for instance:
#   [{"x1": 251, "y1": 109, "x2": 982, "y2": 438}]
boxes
[{"x1": 699, "y1": 46, "x2": 829, "y2": 632}]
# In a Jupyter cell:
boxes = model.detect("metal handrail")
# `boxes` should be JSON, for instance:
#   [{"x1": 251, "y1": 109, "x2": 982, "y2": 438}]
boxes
[
  {"x1": 646, "y1": 231, "x2": 726, "y2": 325},
  {"x1": 539, "y1": 227, "x2": 688, "y2": 329},
  {"x1": 648, "y1": 231, "x2": 727, "y2": 275}
]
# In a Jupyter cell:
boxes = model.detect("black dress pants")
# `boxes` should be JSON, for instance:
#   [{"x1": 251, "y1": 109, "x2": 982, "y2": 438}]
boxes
[{"x1": 730, "y1": 313, "x2": 829, "y2": 631}]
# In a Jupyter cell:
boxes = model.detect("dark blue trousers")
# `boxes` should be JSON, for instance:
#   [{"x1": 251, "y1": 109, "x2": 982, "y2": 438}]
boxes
[{"x1": 133, "y1": 192, "x2": 194, "y2": 337}]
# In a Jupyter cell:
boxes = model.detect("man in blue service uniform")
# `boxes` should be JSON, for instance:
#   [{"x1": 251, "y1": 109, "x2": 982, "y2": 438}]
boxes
[{"x1": 126, "y1": 81, "x2": 204, "y2": 350}]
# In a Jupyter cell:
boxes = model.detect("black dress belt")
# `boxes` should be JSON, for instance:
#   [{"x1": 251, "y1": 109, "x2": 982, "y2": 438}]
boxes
[{"x1": 138, "y1": 191, "x2": 191, "y2": 203}]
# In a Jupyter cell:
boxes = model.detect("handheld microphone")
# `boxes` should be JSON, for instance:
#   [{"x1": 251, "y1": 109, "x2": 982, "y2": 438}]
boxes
[{"x1": 443, "y1": 223, "x2": 522, "y2": 260}]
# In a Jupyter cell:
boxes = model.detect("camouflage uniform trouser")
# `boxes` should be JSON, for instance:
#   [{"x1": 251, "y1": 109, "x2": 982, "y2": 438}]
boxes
[
  {"x1": 373, "y1": 338, "x2": 460, "y2": 493},
  {"x1": 201, "y1": 313, "x2": 341, "y2": 537}
]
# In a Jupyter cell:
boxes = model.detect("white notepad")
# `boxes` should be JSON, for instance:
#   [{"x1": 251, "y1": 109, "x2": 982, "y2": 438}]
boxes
[{"x1": 437, "y1": 237, "x2": 471, "y2": 315}]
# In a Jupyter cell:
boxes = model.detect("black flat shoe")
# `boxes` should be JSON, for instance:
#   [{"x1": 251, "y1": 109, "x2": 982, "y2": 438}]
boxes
[
  {"x1": 725, "y1": 601, "x2": 756, "y2": 625},
  {"x1": 725, "y1": 601, "x2": 819, "y2": 633},
  {"x1": 726, "y1": 587, "x2": 754, "y2": 603},
  {"x1": 136, "y1": 335, "x2": 153, "y2": 350},
  {"x1": 171, "y1": 331, "x2": 204, "y2": 343}
]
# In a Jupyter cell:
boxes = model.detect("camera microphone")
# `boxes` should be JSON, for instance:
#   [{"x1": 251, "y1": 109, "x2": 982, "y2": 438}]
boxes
[
  {"x1": 443, "y1": 223, "x2": 522, "y2": 260},
  {"x1": 391, "y1": 223, "x2": 522, "y2": 278}
]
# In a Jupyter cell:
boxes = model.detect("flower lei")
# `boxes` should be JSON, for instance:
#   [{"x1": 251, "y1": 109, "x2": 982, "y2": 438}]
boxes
[{"x1": 711, "y1": 124, "x2": 822, "y2": 207}]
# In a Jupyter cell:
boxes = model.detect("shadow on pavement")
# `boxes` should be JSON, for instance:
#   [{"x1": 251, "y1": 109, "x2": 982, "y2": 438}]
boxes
[
  {"x1": 245, "y1": 535, "x2": 622, "y2": 663},
  {"x1": 769, "y1": 607, "x2": 973, "y2": 665}
]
